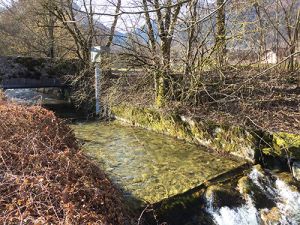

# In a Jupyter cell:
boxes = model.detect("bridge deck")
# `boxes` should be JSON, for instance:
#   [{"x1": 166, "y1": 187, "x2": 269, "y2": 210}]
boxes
[{"x1": 0, "y1": 78, "x2": 68, "y2": 89}]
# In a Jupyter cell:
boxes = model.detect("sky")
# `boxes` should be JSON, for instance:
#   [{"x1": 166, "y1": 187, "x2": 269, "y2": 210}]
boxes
[
  {"x1": 88, "y1": 0, "x2": 216, "y2": 32},
  {"x1": 0, "y1": 0, "x2": 216, "y2": 32}
]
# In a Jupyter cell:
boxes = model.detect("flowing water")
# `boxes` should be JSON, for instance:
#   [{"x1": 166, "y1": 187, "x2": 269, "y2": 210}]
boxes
[
  {"x1": 71, "y1": 122, "x2": 243, "y2": 205},
  {"x1": 206, "y1": 167, "x2": 300, "y2": 225},
  {"x1": 4, "y1": 89, "x2": 300, "y2": 225}
]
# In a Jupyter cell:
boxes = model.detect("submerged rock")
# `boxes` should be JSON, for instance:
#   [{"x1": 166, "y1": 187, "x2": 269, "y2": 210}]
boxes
[{"x1": 204, "y1": 185, "x2": 244, "y2": 209}]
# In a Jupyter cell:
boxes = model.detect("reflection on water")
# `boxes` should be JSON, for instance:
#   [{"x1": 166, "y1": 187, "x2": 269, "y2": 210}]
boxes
[
  {"x1": 72, "y1": 122, "x2": 243, "y2": 205},
  {"x1": 4, "y1": 88, "x2": 67, "y2": 105}
]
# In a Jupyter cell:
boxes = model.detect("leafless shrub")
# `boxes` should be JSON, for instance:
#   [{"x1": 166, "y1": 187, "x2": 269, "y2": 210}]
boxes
[{"x1": 0, "y1": 102, "x2": 132, "y2": 224}]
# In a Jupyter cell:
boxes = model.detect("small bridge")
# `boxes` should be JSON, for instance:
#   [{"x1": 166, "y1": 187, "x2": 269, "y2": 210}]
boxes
[
  {"x1": 0, "y1": 78, "x2": 68, "y2": 90},
  {"x1": 0, "y1": 78, "x2": 68, "y2": 89},
  {"x1": 0, "y1": 56, "x2": 77, "y2": 90}
]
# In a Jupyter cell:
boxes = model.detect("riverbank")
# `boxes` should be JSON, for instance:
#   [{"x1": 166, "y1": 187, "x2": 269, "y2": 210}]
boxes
[
  {"x1": 0, "y1": 101, "x2": 132, "y2": 224},
  {"x1": 2, "y1": 89, "x2": 300, "y2": 224},
  {"x1": 71, "y1": 119, "x2": 300, "y2": 225},
  {"x1": 112, "y1": 104, "x2": 300, "y2": 177}
]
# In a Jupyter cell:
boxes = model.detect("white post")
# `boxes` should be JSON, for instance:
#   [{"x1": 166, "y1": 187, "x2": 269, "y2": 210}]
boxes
[
  {"x1": 91, "y1": 46, "x2": 109, "y2": 117},
  {"x1": 95, "y1": 63, "x2": 101, "y2": 116}
]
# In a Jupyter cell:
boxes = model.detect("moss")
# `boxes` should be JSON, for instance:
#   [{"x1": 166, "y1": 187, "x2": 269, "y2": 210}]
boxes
[
  {"x1": 112, "y1": 104, "x2": 300, "y2": 162},
  {"x1": 113, "y1": 105, "x2": 193, "y2": 141},
  {"x1": 262, "y1": 132, "x2": 300, "y2": 159},
  {"x1": 112, "y1": 104, "x2": 258, "y2": 160}
]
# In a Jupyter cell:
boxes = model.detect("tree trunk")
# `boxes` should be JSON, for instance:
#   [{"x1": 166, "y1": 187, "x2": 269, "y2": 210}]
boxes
[
  {"x1": 289, "y1": 9, "x2": 299, "y2": 71},
  {"x1": 155, "y1": 71, "x2": 166, "y2": 107},
  {"x1": 47, "y1": 0, "x2": 55, "y2": 58},
  {"x1": 216, "y1": 0, "x2": 226, "y2": 67},
  {"x1": 155, "y1": 39, "x2": 170, "y2": 107},
  {"x1": 184, "y1": 0, "x2": 197, "y2": 76},
  {"x1": 254, "y1": 2, "x2": 266, "y2": 64}
]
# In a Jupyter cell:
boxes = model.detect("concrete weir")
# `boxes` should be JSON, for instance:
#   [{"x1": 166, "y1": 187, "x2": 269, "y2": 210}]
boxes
[{"x1": 72, "y1": 122, "x2": 247, "y2": 208}]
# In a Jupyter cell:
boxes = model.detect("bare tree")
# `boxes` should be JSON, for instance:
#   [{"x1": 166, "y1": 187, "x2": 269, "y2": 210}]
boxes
[
  {"x1": 259, "y1": 0, "x2": 299, "y2": 70},
  {"x1": 215, "y1": 0, "x2": 226, "y2": 66},
  {"x1": 254, "y1": 1, "x2": 266, "y2": 63}
]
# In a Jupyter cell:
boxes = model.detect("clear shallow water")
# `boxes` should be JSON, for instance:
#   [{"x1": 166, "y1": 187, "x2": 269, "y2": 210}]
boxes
[{"x1": 72, "y1": 122, "x2": 243, "y2": 204}]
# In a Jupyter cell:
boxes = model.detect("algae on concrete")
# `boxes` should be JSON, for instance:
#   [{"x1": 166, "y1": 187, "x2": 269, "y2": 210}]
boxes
[
  {"x1": 112, "y1": 104, "x2": 300, "y2": 163},
  {"x1": 112, "y1": 104, "x2": 258, "y2": 162}
]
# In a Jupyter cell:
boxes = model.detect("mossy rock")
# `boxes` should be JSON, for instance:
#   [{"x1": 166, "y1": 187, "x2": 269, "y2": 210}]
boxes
[
  {"x1": 237, "y1": 170, "x2": 276, "y2": 209},
  {"x1": 237, "y1": 166, "x2": 264, "y2": 197},
  {"x1": 237, "y1": 176, "x2": 252, "y2": 196},
  {"x1": 260, "y1": 207, "x2": 281, "y2": 225},
  {"x1": 262, "y1": 132, "x2": 300, "y2": 160},
  {"x1": 209, "y1": 126, "x2": 257, "y2": 161},
  {"x1": 275, "y1": 172, "x2": 300, "y2": 192}
]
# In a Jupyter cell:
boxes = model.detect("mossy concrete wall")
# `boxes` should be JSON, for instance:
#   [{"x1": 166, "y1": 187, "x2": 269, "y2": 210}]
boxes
[{"x1": 112, "y1": 104, "x2": 300, "y2": 163}]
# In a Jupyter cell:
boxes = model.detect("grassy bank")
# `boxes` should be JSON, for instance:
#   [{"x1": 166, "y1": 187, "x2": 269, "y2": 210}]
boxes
[{"x1": 0, "y1": 101, "x2": 131, "y2": 224}]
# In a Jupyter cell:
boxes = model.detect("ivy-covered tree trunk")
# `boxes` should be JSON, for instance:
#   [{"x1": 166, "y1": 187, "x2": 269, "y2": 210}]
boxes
[
  {"x1": 155, "y1": 39, "x2": 171, "y2": 108},
  {"x1": 155, "y1": 71, "x2": 166, "y2": 107}
]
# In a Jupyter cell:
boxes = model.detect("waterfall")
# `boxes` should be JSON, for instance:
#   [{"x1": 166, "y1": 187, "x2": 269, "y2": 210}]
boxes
[
  {"x1": 275, "y1": 179, "x2": 300, "y2": 225},
  {"x1": 207, "y1": 196, "x2": 260, "y2": 225},
  {"x1": 206, "y1": 167, "x2": 300, "y2": 225}
]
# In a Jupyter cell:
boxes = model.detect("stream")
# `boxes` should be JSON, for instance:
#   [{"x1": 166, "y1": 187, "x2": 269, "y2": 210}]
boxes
[
  {"x1": 4, "y1": 88, "x2": 300, "y2": 225},
  {"x1": 71, "y1": 121, "x2": 243, "y2": 206}
]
